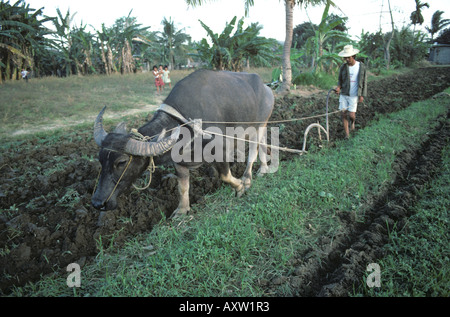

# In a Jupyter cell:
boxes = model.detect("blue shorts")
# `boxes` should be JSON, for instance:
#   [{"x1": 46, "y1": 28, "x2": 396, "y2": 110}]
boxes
[{"x1": 339, "y1": 95, "x2": 358, "y2": 112}]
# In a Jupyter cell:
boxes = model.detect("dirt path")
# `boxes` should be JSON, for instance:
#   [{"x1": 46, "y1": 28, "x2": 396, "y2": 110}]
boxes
[{"x1": 0, "y1": 67, "x2": 449, "y2": 295}]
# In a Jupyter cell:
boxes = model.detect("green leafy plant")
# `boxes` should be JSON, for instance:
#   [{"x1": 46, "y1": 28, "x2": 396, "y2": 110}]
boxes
[
  {"x1": 193, "y1": 16, "x2": 277, "y2": 71},
  {"x1": 304, "y1": 0, "x2": 350, "y2": 73}
]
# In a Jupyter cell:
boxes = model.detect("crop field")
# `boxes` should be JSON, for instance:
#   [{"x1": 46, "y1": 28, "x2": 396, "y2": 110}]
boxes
[{"x1": 0, "y1": 67, "x2": 449, "y2": 297}]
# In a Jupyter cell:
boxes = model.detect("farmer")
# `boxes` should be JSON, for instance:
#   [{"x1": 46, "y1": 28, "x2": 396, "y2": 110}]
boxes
[{"x1": 335, "y1": 45, "x2": 367, "y2": 139}]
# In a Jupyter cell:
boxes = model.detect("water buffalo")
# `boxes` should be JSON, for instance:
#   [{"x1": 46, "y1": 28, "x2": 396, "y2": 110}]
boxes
[{"x1": 92, "y1": 69, "x2": 274, "y2": 218}]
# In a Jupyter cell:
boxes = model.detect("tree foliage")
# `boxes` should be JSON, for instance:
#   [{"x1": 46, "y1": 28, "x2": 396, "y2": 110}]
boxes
[
  {"x1": 359, "y1": 27, "x2": 428, "y2": 70},
  {"x1": 435, "y1": 27, "x2": 450, "y2": 44},
  {"x1": 426, "y1": 10, "x2": 450, "y2": 41},
  {"x1": 0, "y1": 0, "x2": 54, "y2": 80},
  {"x1": 194, "y1": 16, "x2": 278, "y2": 71},
  {"x1": 410, "y1": 0, "x2": 429, "y2": 34},
  {"x1": 0, "y1": 0, "x2": 436, "y2": 84},
  {"x1": 155, "y1": 17, "x2": 191, "y2": 69},
  {"x1": 0, "y1": 0, "x2": 194, "y2": 81}
]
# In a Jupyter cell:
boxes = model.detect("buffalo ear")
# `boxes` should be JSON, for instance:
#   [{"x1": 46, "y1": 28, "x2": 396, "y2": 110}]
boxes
[{"x1": 114, "y1": 122, "x2": 128, "y2": 134}]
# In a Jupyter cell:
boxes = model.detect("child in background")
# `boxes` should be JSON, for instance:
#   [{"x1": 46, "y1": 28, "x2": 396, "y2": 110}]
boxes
[
  {"x1": 162, "y1": 65, "x2": 172, "y2": 89},
  {"x1": 158, "y1": 65, "x2": 165, "y2": 92},
  {"x1": 152, "y1": 65, "x2": 163, "y2": 94}
]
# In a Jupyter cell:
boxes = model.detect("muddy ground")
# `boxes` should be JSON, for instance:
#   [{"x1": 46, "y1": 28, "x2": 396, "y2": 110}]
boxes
[{"x1": 1, "y1": 67, "x2": 449, "y2": 296}]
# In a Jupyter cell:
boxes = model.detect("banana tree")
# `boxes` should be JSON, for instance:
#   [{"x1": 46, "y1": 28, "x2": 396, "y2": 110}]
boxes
[
  {"x1": 97, "y1": 23, "x2": 118, "y2": 75},
  {"x1": 197, "y1": 16, "x2": 240, "y2": 70},
  {"x1": 52, "y1": 8, "x2": 77, "y2": 76},
  {"x1": 70, "y1": 24, "x2": 98, "y2": 75},
  {"x1": 305, "y1": 0, "x2": 349, "y2": 73},
  {"x1": 195, "y1": 16, "x2": 276, "y2": 71},
  {"x1": 186, "y1": 0, "x2": 332, "y2": 91},
  {"x1": 106, "y1": 11, "x2": 150, "y2": 74},
  {"x1": 0, "y1": 0, "x2": 53, "y2": 81}
]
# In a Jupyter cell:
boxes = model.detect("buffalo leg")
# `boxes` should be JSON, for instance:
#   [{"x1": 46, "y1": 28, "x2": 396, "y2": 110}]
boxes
[
  {"x1": 241, "y1": 126, "x2": 267, "y2": 190},
  {"x1": 256, "y1": 126, "x2": 270, "y2": 176},
  {"x1": 216, "y1": 162, "x2": 245, "y2": 197},
  {"x1": 173, "y1": 163, "x2": 190, "y2": 217}
]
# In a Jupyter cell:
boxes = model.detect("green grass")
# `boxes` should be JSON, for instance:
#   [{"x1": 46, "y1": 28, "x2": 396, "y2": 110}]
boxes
[
  {"x1": 292, "y1": 71, "x2": 338, "y2": 90},
  {"x1": 355, "y1": 144, "x2": 450, "y2": 297},
  {"x1": 9, "y1": 87, "x2": 449, "y2": 297},
  {"x1": 0, "y1": 68, "x2": 277, "y2": 140},
  {"x1": 0, "y1": 70, "x2": 194, "y2": 137}
]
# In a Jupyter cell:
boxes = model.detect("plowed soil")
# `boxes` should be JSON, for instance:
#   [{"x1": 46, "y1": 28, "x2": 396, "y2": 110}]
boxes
[{"x1": 1, "y1": 67, "x2": 449, "y2": 295}]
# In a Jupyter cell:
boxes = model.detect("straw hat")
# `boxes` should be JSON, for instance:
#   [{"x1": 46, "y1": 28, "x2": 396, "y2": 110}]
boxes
[{"x1": 338, "y1": 45, "x2": 360, "y2": 57}]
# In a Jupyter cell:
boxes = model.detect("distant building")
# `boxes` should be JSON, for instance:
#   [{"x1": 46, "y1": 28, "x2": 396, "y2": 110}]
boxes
[{"x1": 429, "y1": 44, "x2": 450, "y2": 65}]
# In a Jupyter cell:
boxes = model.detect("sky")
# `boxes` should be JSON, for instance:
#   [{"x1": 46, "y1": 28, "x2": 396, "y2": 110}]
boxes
[{"x1": 25, "y1": 0, "x2": 450, "y2": 42}]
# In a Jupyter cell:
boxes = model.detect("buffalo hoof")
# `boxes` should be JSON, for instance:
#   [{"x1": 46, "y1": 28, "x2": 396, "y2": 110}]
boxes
[
  {"x1": 235, "y1": 182, "x2": 245, "y2": 198},
  {"x1": 170, "y1": 206, "x2": 190, "y2": 219},
  {"x1": 242, "y1": 177, "x2": 252, "y2": 191}
]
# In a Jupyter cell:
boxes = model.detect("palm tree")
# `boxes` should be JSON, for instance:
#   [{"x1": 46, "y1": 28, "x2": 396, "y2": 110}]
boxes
[
  {"x1": 157, "y1": 17, "x2": 191, "y2": 69},
  {"x1": 426, "y1": 10, "x2": 450, "y2": 41},
  {"x1": 185, "y1": 0, "x2": 331, "y2": 92},
  {"x1": 410, "y1": 0, "x2": 429, "y2": 36}
]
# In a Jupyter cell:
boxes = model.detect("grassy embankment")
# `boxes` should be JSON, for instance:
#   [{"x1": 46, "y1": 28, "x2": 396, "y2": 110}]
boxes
[{"x1": 7, "y1": 78, "x2": 449, "y2": 297}]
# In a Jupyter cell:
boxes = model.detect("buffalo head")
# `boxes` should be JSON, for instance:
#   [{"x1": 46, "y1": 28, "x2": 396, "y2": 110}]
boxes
[{"x1": 91, "y1": 106, "x2": 180, "y2": 210}]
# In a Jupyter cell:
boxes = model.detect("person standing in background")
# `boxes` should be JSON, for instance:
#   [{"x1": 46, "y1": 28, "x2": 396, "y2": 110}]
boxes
[
  {"x1": 162, "y1": 65, "x2": 172, "y2": 89},
  {"x1": 21, "y1": 69, "x2": 29, "y2": 83},
  {"x1": 153, "y1": 65, "x2": 163, "y2": 94}
]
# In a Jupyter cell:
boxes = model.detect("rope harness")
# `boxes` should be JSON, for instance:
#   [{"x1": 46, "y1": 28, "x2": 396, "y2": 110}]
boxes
[
  {"x1": 92, "y1": 130, "x2": 156, "y2": 202},
  {"x1": 93, "y1": 90, "x2": 338, "y2": 198}
]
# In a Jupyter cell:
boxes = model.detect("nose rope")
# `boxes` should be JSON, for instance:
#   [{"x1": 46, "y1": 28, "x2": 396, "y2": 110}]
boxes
[
  {"x1": 93, "y1": 155, "x2": 156, "y2": 205},
  {"x1": 92, "y1": 167, "x2": 102, "y2": 197},
  {"x1": 132, "y1": 157, "x2": 155, "y2": 190},
  {"x1": 106, "y1": 155, "x2": 134, "y2": 203}
]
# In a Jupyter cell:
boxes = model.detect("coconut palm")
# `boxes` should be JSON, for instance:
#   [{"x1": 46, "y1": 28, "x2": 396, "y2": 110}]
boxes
[
  {"x1": 273, "y1": 0, "x2": 333, "y2": 91},
  {"x1": 185, "y1": 0, "x2": 331, "y2": 92},
  {"x1": 156, "y1": 17, "x2": 191, "y2": 69},
  {"x1": 410, "y1": 0, "x2": 429, "y2": 36},
  {"x1": 426, "y1": 10, "x2": 450, "y2": 41}
]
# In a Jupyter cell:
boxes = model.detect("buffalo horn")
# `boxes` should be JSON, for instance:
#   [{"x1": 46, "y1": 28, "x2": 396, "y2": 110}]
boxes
[
  {"x1": 124, "y1": 126, "x2": 181, "y2": 157},
  {"x1": 94, "y1": 106, "x2": 108, "y2": 146}
]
